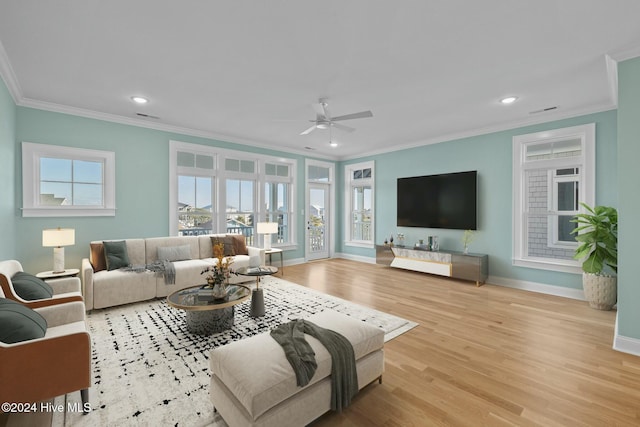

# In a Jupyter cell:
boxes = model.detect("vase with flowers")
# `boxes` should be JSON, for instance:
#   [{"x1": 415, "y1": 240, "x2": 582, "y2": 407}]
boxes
[{"x1": 201, "y1": 242, "x2": 234, "y2": 299}]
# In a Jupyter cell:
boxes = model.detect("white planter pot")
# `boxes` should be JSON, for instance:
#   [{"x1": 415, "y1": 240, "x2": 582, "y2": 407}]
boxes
[{"x1": 582, "y1": 272, "x2": 617, "y2": 310}]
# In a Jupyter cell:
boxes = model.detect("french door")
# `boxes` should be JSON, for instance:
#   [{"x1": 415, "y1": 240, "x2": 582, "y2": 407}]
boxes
[{"x1": 306, "y1": 183, "x2": 330, "y2": 260}]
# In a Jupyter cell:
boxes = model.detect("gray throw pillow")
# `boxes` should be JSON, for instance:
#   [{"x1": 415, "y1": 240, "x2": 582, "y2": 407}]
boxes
[
  {"x1": 103, "y1": 240, "x2": 130, "y2": 271},
  {"x1": 0, "y1": 298, "x2": 47, "y2": 343},
  {"x1": 11, "y1": 272, "x2": 53, "y2": 300},
  {"x1": 157, "y1": 245, "x2": 192, "y2": 262}
]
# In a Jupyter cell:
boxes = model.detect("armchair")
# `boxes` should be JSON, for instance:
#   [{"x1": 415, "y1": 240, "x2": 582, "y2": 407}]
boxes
[
  {"x1": 0, "y1": 260, "x2": 83, "y2": 309},
  {"x1": 0, "y1": 300, "x2": 91, "y2": 413}
]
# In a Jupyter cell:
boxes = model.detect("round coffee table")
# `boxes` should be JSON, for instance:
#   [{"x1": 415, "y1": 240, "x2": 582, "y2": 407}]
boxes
[
  {"x1": 234, "y1": 266, "x2": 278, "y2": 317},
  {"x1": 167, "y1": 284, "x2": 251, "y2": 335}
]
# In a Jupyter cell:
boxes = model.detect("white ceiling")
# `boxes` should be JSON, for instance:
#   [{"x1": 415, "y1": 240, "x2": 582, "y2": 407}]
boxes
[{"x1": 1, "y1": 1, "x2": 639, "y2": 160}]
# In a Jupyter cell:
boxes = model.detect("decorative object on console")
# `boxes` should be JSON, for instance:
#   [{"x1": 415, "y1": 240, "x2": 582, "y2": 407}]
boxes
[
  {"x1": 462, "y1": 229, "x2": 476, "y2": 254},
  {"x1": 42, "y1": 228, "x2": 75, "y2": 273},
  {"x1": 571, "y1": 203, "x2": 617, "y2": 310},
  {"x1": 428, "y1": 235, "x2": 439, "y2": 251},
  {"x1": 257, "y1": 222, "x2": 278, "y2": 250},
  {"x1": 397, "y1": 233, "x2": 405, "y2": 246}
]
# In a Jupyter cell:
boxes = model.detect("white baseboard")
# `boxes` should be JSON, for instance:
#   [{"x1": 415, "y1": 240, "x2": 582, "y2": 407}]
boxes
[
  {"x1": 488, "y1": 275, "x2": 586, "y2": 300},
  {"x1": 613, "y1": 312, "x2": 640, "y2": 356},
  {"x1": 335, "y1": 252, "x2": 377, "y2": 264}
]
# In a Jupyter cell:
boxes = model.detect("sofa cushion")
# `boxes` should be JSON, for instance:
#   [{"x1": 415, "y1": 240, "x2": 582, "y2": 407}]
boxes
[
  {"x1": 103, "y1": 240, "x2": 130, "y2": 270},
  {"x1": 11, "y1": 272, "x2": 53, "y2": 300},
  {"x1": 209, "y1": 309, "x2": 384, "y2": 419},
  {"x1": 157, "y1": 245, "x2": 192, "y2": 262},
  {"x1": 90, "y1": 242, "x2": 107, "y2": 272},
  {"x1": 230, "y1": 234, "x2": 249, "y2": 255},
  {"x1": 211, "y1": 236, "x2": 236, "y2": 256},
  {"x1": 0, "y1": 298, "x2": 47, "y2": 343}
]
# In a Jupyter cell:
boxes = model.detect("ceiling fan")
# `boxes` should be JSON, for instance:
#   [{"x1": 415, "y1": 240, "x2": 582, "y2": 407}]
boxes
[{"x1": 300, "y1": 98, "x2": 373, "y2": 135}]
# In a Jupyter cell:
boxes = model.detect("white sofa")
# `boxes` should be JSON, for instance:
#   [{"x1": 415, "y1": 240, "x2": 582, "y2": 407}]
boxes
[
  {"x1": 209, "y1": 310, "x2": 385, "y2": 427},
  {"x1": 81, "y1": 235, "x2": 265, "y2": 310}
]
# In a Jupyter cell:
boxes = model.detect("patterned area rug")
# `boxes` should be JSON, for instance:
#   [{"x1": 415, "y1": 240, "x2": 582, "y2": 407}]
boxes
[{"x1": 54, "y1": 276, "x2": 417, "y2": 426}]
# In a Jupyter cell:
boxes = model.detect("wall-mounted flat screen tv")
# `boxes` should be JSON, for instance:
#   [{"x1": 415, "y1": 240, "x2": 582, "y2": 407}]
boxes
[{"x1": 397, "y1": 170, "x2": 477, "y2": 230}]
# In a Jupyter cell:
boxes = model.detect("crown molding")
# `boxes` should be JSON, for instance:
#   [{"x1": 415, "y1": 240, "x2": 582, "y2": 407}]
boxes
[
  {"x1": 17, "y1": 97, "x2": 336, "y2": 161},
  {"x1": 338, "y1": 102, "x2": 617, "y2": 161},
  {"x1": 0, "y1": 39, "x2": 22, "y2": 103},
  {"x1": 609, "y1": 45, "x2": 640, "y2": 62}
]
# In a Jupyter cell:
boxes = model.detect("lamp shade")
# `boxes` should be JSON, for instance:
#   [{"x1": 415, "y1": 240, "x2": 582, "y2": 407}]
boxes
[
  {"x1": 42, "y1": 228, "x2": 75, "y2": 247},
  {"x1": 257, "y1": 222, "x2": 278, "y2": 234}
]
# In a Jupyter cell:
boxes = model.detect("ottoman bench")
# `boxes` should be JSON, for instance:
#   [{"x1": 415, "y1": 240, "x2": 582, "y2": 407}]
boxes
[{"x1": 209, "y1": 309, "x2": 385, "y2": 427}]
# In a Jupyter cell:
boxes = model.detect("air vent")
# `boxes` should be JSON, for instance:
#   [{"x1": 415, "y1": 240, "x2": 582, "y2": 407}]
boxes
[
  {"x1": 136, "y1": 112, "x2": 160, "y2": 119},
  {"x1": 529, "y1": 106, "x2": 558, "y2": 114},
  {"x1": 304, "y1": 146, "x2": 315, "y2": 150}
]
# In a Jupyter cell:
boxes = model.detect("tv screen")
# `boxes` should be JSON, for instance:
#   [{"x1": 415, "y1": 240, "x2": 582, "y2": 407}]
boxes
[{"x1": 397, "y1": 171, "x2": 477, "y2": 230}]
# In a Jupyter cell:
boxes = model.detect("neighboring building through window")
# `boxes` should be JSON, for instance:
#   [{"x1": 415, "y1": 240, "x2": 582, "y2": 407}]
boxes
[
  {"x1": 344, "y1": 161, "x2": 374, "y2": 248},
  {"x1": 22, "y1": 142, "x2": 116, "y2": 217},
  {"x1": 512, "y1": 124, "x2": 595, "y2": 273},
  {"x1": 170, "y1": 141, "x2": 296, "y2": 248}
]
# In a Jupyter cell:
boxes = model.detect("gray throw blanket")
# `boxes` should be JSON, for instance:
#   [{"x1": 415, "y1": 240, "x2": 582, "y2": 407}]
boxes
[
  {"x1": 270, "y1": 319, "x2": 358, "y2": 412},
  {"x1": 123, "y1": 260, "x2": 175, "y2": 285}
]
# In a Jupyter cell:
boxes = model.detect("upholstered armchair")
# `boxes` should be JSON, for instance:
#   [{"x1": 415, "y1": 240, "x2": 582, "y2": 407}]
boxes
[
  {"x1": 0, "y1": 300, "x2": 91, "y2": 412},
  {"x1": 0, "y1": 260, "x2": 83, "y2": 309}
]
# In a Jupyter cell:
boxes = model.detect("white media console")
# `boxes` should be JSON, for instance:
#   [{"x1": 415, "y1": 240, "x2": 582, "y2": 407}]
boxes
[{"x1": 376, "y1": 245, "x2": 488, "y2": 286}]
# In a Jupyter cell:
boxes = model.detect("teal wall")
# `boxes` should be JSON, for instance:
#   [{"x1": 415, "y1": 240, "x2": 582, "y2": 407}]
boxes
[
  {"x1": 13, "y1": 107, "x2": 322, "y2": 273},
  {"x1": 0, "y1": 78, "x2": 16, "y2": 261},
  {"x1": 339, "y1": 110, "x2": 618, "y2": 290},
  {"x1": 617, "y1": 57, "x2": 640, "y2": 341}
]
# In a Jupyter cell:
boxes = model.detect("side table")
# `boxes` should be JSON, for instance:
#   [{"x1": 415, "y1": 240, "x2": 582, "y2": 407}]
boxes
[
  {"x1": 36, "y1": 268, "x2": 80, "y2": 279},
  {"x1": 265, "y1": 248, "x2": 284, "y2": 276},
  {"x1": 234, "y1": 266, "x2": 278, "y2": 317}
]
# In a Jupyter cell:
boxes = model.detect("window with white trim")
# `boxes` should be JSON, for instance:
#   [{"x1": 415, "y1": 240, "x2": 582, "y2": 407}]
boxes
[
  {"x1": 176, "y1": 150, "x2": 216, "y2": 235},
  {"x1": 22, "y1": 142, "x2": 116, "y2": 217},
  {"x1": 169, "y1": 141, "x2": 296, "y2": 247},
  {"x1": 512, "y1": 124, "x2": 595, "y2": 273},
  {"x1": 264, "y1": 162, "x2": 292, "y2": 247},
  {"x1": 344, "y1": 161, "x2": 374, "y2": 247}
]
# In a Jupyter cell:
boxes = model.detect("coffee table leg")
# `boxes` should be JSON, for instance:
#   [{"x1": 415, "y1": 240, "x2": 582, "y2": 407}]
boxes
[
  {"x1": 251, "y1": 288, "x2": 265, "y2": 317},
  {"x1": 185, "y1": 307, "x2": 235, "y2": 335}
]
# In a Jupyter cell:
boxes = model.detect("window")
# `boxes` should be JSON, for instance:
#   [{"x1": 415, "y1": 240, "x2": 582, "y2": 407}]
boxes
[
  {"x1": 22, "y1": 142, "x2": 116, "y2": 217},
  {"x1": 512, "y1": 124, "x2": 595, "y2": 273},
  {"x1": 264, "y1": 162, "x2": 292, "y2": 247},
  {"x1": 344, "y1": 161, "x2": 374, "y2": 248},
  {"x1": 169, "y1": 141, "x2": 296, "y2": 247}
]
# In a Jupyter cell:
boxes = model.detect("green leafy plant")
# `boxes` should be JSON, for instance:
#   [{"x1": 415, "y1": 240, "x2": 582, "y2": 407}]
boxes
[{"x1": 571, "y1": 203, "x2": 618, "y2": 274}]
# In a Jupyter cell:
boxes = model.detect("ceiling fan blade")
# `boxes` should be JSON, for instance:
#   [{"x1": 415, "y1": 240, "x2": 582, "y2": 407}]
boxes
[
  {"x1": 331, "y1": 110, "x2": 373, "y2": 121},
  {"x1": 331, "y1": 122, "x2": 356, "y2": 133},
  {"x1": 300, "y1": 124, "x2": 317, "y2": 135}
]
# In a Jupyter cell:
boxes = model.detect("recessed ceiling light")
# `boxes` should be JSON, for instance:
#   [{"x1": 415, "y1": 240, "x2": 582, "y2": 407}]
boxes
[
  {"x1": 329, "y1": 141, "x2": 338, "y2": 147},
  {"x1": 131, "y1": 96, "x2": 149, "y2": 104},
  {"x1": 500, "y1": 96, "x2": 518, "y2": 104}
]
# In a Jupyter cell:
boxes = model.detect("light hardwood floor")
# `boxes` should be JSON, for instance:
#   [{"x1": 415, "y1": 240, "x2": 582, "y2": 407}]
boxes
[
  {"x1": 286, "y1": 258, "x2": 640, "y2": 427},
  {"x1": 3, "y1": 258, "x2": 639, "y2": 427}
]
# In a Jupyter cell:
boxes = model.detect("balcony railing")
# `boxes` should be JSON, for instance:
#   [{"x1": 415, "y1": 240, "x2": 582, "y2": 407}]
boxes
[{"x1": 178, "y1": 225, "x2": 288, "y2": 247}]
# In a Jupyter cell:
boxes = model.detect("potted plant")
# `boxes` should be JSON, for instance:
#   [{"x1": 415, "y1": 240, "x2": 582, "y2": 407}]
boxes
[{"x1": 571, "y1": 203, "x2": 618, "y2": 310}]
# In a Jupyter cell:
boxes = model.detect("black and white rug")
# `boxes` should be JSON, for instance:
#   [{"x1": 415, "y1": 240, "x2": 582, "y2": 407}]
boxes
[{"x1": 54, "y1": 277, "x2": 418, "y2": 426}]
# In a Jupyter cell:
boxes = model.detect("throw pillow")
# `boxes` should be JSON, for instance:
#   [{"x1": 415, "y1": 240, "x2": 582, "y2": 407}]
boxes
[
  {"x1": 11, "y1": 272, "x2": 53, "y2": 300},
  {"x1": 157, "y1": 245, "x2": 192, "y2": 262},
  {"x1": 211, "y1": 236, "x2": 236, "y2": 257},
  {"x1": 103, "y1": 240, "x2": 130, "y2": 271},
  {"x1": 0, "y1": 298, "x2": 47, "y2": 344},
  {"x1": 230, "y1": 234, "x2": 249, "y2": 255},
  {"x1": 90, "y1": 242, "x2": 106, "y2": 272}
]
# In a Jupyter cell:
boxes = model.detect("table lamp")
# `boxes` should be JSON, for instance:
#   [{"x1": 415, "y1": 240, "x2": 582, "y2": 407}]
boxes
[
  {"x1": 257, "y1": 222, "x2": 278, "y2": 250},
  {"x1": 42, "y1": 227, "x2": 75, "y2": 273}
]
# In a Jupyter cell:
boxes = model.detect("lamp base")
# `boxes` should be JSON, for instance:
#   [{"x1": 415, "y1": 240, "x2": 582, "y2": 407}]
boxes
[
  {"x1": 52, "y1": 246, "x2": 66, "y2": 273},
  {"x1": 263, "y1": 234, "x2": 272, "y2": 251}
]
